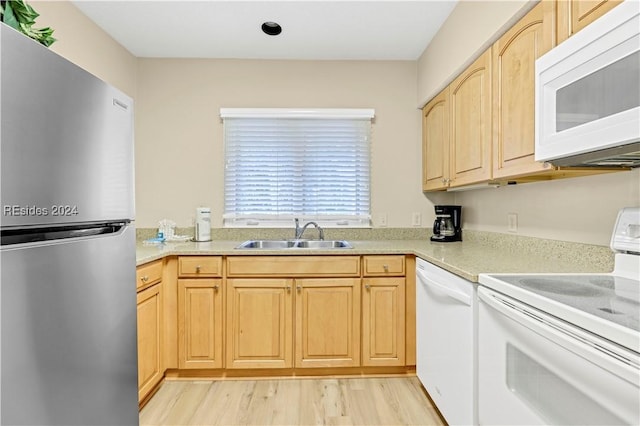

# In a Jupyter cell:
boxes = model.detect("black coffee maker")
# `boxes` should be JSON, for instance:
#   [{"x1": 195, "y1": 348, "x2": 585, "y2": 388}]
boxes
[{"x1": 430, "y1": 205, "x2": 462, "y2": 242}]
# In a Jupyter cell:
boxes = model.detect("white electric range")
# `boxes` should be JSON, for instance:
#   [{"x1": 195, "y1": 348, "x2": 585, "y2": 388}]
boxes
[{"x1": 478, "y1": 207, "x2": 640, "y2": 425}]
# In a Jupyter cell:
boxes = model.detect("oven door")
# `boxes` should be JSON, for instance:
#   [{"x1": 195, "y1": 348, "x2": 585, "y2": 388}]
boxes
[{"x1": 478, "y1": 287, "x2": 640, "y2": 425}]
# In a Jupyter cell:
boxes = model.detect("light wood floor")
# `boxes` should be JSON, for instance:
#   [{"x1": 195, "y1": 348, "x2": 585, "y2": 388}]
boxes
[{"x1": 140, "y1": 377, "x2": 445, "y2": 425}]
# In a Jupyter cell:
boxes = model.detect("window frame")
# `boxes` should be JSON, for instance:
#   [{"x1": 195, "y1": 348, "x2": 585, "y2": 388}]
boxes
[{"x1": 221, "y1": 108, "x2": 374, "y2": 229}]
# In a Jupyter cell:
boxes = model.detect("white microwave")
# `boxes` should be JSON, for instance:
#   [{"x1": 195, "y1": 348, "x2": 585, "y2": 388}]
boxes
[{"x1": 535, "y1": 0, "x2": 640, "y2": 167}]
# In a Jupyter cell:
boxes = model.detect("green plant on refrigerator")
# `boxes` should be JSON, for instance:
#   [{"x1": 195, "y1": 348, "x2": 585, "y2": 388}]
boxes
[{"x1": 0, "y1": 0, "x2": 55, "y2": 46}]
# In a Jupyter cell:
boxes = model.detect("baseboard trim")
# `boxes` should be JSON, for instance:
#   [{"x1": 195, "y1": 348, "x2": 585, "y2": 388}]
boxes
[{"x1": 163, "y1": 365, "x2": 416, "y2": 380}]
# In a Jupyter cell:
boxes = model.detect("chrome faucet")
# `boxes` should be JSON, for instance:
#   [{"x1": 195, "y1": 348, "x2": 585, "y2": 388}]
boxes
[{"x1": 294, "y1": 218, "x2": 325, "y2": 240}]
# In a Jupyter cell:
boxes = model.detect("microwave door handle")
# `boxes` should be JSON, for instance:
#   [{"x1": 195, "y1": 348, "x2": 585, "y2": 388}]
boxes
[
  {"x1": 478, "y1": 288, "x2": 640, "y2": 376},
  {"x1": 416, "y1": 268, "x2": 471, "y2": 305}
]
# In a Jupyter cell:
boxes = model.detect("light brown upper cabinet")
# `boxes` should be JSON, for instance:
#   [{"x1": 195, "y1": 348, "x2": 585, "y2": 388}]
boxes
[
  {"x1": 492, "y1": 1, "x2": 556, "y2": 179},
  {"x1": 449, "y1": 48, "x2": 493, "y2": 188},
  {"x1": 421, "y1": 0, "x2": 624, "y2": 192},
  {"x1": 422, "y1": 87, "x2": 450, "y2": 191},
  {"x1": 557, "y1": 0, "x2": 623, "y2": 43},
  {"x1": 421, "y1": 49, "x2": 492, "y2": 192}
]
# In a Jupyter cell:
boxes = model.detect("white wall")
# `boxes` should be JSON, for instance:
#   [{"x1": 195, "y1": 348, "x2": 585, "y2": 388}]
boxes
[
  {"x1": 135, "y1": 59, "x2": 437, "y2": 229},
  {"x1": 455, "y1": 170, "x2": 640, "y2": 246},
  {"x1": 31, "y1": 1, "x2": 137, "y2": 97},
  {"x1": 417, "y1": 0, "x2": 534, "y2": 106},
  {"x1": 21, "y1": 1, "x2": 441, "y2": 231}
]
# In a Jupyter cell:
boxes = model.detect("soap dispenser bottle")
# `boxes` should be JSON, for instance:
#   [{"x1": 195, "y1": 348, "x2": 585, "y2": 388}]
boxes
[{"x1": 194, "y1": 207, "x2": 212, "y2": 242}]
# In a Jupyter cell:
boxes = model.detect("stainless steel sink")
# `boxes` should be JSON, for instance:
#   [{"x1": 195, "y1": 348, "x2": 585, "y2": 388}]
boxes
[
  {"x1": 235, "y1": 239, "x2": 353, "y2": 249},
  {"x1": 235, "y1": 240, "x2": 298, "y2": 249},
  {"x1": 295, "y1": 240, "x2": 352, "y2": 249}
]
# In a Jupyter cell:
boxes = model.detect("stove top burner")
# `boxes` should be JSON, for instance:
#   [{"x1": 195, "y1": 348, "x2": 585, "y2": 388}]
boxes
[
  {"x1": 480, "y1": 208, "x2": 640, "y2": 353},
  {"x1": 492, "y1": 274, "x2": 640, "y2": 334},
  {"x1": 518, "y1": 277, "x2": 609, "y2": 297}
]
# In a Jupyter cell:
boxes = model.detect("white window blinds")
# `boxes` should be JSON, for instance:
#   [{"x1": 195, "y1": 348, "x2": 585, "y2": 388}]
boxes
[{"x1": 221, "y1": 108, "x2": 373, "y2": 228}]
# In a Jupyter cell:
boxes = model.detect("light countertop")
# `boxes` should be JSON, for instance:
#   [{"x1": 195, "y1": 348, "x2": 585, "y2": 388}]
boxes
[{"x1": 136, "y1": 238, "x2": 614, "y2": 282}]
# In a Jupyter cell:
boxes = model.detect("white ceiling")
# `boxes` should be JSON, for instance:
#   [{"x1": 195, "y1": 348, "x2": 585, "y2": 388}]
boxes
[{"x1": 71, "y1": 0, "x2": 458, "y2": 60}]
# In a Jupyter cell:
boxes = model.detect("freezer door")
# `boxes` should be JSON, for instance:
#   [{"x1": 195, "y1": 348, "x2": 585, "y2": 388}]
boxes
[
  {"x1": 1, "y1": 225, "x2": 139, "y2": 425},
  {"x1": 1, "y1": 24, "x2": 134, "y2": 228}
]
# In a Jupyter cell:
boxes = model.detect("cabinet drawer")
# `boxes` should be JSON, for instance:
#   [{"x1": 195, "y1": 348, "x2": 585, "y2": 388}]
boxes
[
  {"x1": 136, "y1": 259, "x2": 163, "y2": 290},
  {"x1": 178, "y1": 256, "x2": 223, "y2": 277},
  {"x1": 363, "y1": 255, "x2": 405, "y2": 276},
  {"x1": 227, "y1": 256, "x2": 360, "y2": 277}
]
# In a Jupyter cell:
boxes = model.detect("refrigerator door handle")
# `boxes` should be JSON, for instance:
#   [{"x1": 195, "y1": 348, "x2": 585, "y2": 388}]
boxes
[{"x1": 1, "y1": 221, "x2": 129, "y2": 246}]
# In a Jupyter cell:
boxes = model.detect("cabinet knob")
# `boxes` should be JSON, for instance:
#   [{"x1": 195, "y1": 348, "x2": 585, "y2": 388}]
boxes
[
  {"x1": 297, "y1": 285, "x2": 302, "y2": 292},
  {"x1": 195, "y1": 265, "x2": 201, "y2": 272},
  {"x1": 285, "y1": 285, "x2": 291, "y2": 292},
  {"x1": 141, "y1": 276, "x2": 149, "y2": 282},
  {"x1": 383, "y1": 264, "x2": 389, "y2": 272},
  {"x1": 365, "y1": 284, "x2": 371, "y2": 290},
  {"x1": 213, "y1": 284, "x2": 219, "y2": 291}
]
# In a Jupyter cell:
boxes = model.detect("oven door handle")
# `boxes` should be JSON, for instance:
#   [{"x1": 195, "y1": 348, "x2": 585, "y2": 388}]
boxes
[
  {"x1": 417, "y1": 268, "x2": 471, "y2": 305},
  {"x1": 478, "y1": 287, "x2": 640, "y2": 381}
]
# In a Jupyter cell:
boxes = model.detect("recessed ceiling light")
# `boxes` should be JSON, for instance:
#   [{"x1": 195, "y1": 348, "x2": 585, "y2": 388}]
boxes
[{"x1": 261, "y1": 22, "x2": 282, "y2": 36}]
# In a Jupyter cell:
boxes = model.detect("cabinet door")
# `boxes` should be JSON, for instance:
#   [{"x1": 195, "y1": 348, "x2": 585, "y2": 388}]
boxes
[
  {"x1": 227, "y1": 256, "x2": 360, "y2": 277},
  {"x1": 363, "y1": 255, "x2": 405, "y2": 276},
  {"x1": 493, "y1": 1, "x2": 555, "y2": 178},
  {"x1": 226, "y1": 279, "x2": 293, "y2": 368},
  {"x1": 137, "y1": 283, "x2": 163, "y2": 402},
  {"x1": 450, "y1": 48, "x2": 493, "y2": 187},
  {"x1": 178, "y1": 256, "x2": 223, "y2": 278},
  {"x1": 362, "y1": 278, "x2": 405, "y2": 366},
  {"x1": 295, "y1": 278, "x2": 360, "y2": 368},
  {"x1": 422, "y1": 87, "x2": 450, "y2": 191},
  {"x1": 178, "y1": 279, "x2": 223, "y2": 369},
  {"x1": 136, "y1": 259, "x2": 163, "y2": 290},
  {"x1": 557, "y1": 0, "x2": 623, "y2": 43}
]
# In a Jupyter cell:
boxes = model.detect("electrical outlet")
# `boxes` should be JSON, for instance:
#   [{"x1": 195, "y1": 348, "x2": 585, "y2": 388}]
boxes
[
  {"x1": 412, "y1": 212, "x2": 422, "y2": 226},
  {"x1": 507, "y1": 213, "x2": 518, "y2": 233},
  {"x1": 378, "y1": 214, "x2": 388, "y2": 227}
]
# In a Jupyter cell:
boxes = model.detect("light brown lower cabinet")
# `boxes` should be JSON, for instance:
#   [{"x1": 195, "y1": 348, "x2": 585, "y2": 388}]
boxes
[
  {"x1": 142, "y1": 254, "x2": 412, "y2": 384},
  {"x1": 178, "y1": 278, "x2": 223, "y2": 369},
  {"x1": 137, "y1": 282, "x2": 163, "y2": 402},
  {"x1": 226, "y1": 278, "x2": 294, "y2": 369},
  {"x1": 295, "y1": 278, "x2": 361, "y2": 368},
  {"x1": 362, "y1": 277, "x2": 406, "y2": 366},
  {"x1": 226, "y1": 277, "x2": 361, "y2": 369}
]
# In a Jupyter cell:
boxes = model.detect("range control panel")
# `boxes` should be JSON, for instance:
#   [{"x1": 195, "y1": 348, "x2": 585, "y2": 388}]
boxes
[{"x1": 611, "y1": 207, "x2": 640, "y2": 254}]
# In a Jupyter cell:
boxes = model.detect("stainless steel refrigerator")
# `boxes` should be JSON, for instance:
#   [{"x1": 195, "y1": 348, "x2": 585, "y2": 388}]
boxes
[{"x1": 0, "y1": 24, "x2": 139, "y2": 425}]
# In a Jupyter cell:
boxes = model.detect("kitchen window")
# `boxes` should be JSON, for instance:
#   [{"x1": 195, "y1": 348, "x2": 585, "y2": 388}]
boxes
[{"x1": 221, "y1": 108, "x2": 373, "y2": 228}]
